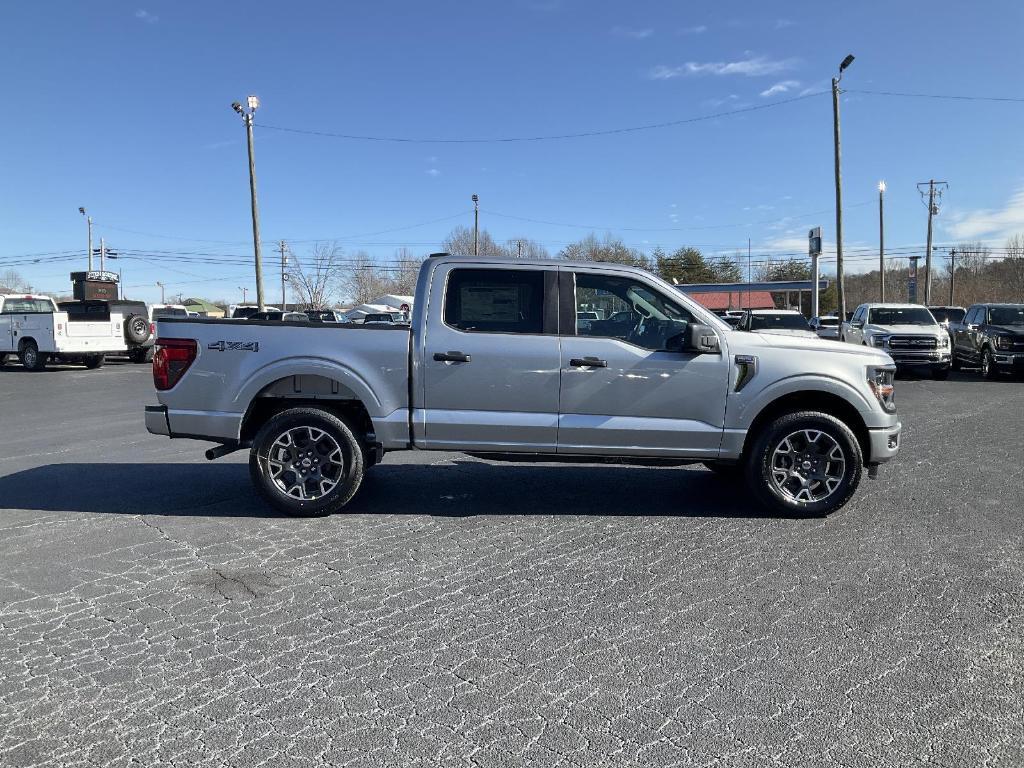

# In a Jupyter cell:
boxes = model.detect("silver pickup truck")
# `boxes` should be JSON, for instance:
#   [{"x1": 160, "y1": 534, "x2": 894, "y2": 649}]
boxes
[{"x1": 145, "y1": 255, "x2": 901, "y2": 517}]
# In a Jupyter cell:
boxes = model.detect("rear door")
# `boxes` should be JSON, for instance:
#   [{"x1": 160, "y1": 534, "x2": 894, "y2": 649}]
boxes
[
  {"x1": 957, "y1": 306, "x2": 982, "y2": 361},
  {"x1": 0, "y1": 299, "x2": 12, "y2": 352},
  {"x1": 556, "y1": 268, "x2": 730, "y2": 458},
  {"x1": 417, "y1": 264, "x2": 561, "y2": 451}
]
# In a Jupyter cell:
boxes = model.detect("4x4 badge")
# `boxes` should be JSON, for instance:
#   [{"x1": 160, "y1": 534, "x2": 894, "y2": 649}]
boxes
[{"x1": 208, "y1": 341, "x2": 259, "y2": 352}]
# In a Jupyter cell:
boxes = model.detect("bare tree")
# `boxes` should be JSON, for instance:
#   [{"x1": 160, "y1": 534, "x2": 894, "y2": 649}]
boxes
[
  {"x1": 558, "y1": 233, "x2": 650, "y2": 269},
  {"x1": 340, "y1": 251, "x2": 393, "y2": 306},
  {"x1": 0, "y1": 270, "x2": 33, "y2": 293},
  {"x1": 503, "y1": 238, "x2": 550, "y2": 260},
  {"x1": 288, "y1": 242, "x2": 345, "y2": 310},
  {"x1": 442, "y1": 225, "x2": 513, "y2": 258},
  {"x1": 386, "y1": 247, "x2": 423, "y2": 296}
]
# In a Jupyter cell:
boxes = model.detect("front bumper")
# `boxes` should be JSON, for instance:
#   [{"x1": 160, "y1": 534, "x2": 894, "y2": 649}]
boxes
[
  {"x1": 145, "y1": 405, "x2": 170, "y2": 436},
  {"x1": 887, "y1": 350, "x2": 950, "y2": 367},
  {"x1": 992, "y1": 352, "x2": 1024, "y2": 369},
  {"x1": 867, "y1": 421, "x2": 901, "y2": 464}
]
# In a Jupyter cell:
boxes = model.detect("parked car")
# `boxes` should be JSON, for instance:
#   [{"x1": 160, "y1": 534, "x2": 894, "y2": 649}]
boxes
[
  {"x1": 362, "y1": 313, "x2": 397, "y2": 325},
  {"x1": 809, "y1": 315, "x2": 841, "y2": 340},
  {"x1": 145, "y1": 255, "x2": 901, "y2": 519},
  {"x1": 0, "y1": 294, "x2": 126, "y2": 370},
  {"x1": 950, "y1": 303, "x2": 1024, "y2": 378},
  {"x1": 229, "y1": 304, "x2": 280, "y2": 319},
  {"x1": 305, "y1": 309, "x2": 342, "y2": 323},
  {"x1": 840, "y1": 303, "x2": 950, "y2": 380},
  {"x1": 738, "y1": 309, "x2": 818, "y2": 338},
  {"x1": 246, "y1": 310, "x2": 308, "y2": 322},
  {"x1": 58, "y1": 299, "x2": 155, "y2": 363},
  {"x1": 928, "y1": 305, "x2": 966, "y2": 345}
]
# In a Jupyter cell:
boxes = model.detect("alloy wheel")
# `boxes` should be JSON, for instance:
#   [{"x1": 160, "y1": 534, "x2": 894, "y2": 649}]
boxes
[
  {"x1": 769, "y1": 429, "x2": 847, "y2": 504},
  {"x1": 266, "y1": 426, "x2": 345, "y2": 500}
]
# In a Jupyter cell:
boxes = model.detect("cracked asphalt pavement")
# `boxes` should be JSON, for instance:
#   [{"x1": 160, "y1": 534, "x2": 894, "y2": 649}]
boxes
[{"x1": 0, "y1": 360, "x2": 1021, "y2": 767}]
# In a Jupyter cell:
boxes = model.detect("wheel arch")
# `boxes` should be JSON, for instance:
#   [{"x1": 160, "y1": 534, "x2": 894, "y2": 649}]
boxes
[{"x1": 741, "y1": 390, "x2": 871, "y2": 465}]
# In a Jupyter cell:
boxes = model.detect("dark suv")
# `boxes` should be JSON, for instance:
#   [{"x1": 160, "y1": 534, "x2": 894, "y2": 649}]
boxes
[
  {"x1": 951, "y1": 303, "x2": 1024, "y2": 378},
  {"x1": 58, "y1": 299, "x2": 154, "y2": 363}
]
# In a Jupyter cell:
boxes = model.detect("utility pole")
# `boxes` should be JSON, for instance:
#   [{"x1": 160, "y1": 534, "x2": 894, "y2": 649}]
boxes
[
  {"x1": 832, "y1": 54, "x2": 855, "y2": 321},
  {"x1": 232, "y1": 96, "x2": 266, "y2": 310},
  {"x1": 949, "y1": 248, "x2": 957, "y2": 306},
  {"x1": 99, "y1": 237, "x2": 106, "y2": 272},
  {"x1": 79, "y1": 208, "x2": 94, "y2": 271},
  {"x1": 878, "y1": 181, "x2": 886, "y2": 302},
  {"x1": 809, "y1": 227, "x2": 822, "y2": 318},
  {"x1": 472, "y1": 194, "x2": 480, "y2": 256},
  {"x1": 156, "y1": 281, "x2": 165, "y2": 303},
  {"x1": 917, "y1": 179, "x2": 948, "y2": 305},
  {"x1": 517, "y1": 240, "x2": 523, "y2": 259},
  {"x1": 239, "y1": 286, "x2": 248, "y2": 304},
  {"x1": 747, "y1": 237, "x2": 752, "y2": 310},
  {"x1": 279, "y1": 240, "x2": 287, "y2": 308}
]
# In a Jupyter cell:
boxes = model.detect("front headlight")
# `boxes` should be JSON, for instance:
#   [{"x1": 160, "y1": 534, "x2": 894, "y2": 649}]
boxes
[
  {"x1": 867, "y1": 366, "x2": 897, "y2": 413},
  {"x1": 937, "y1": 334, "x2": 949, "y2": 348},
  {"x1": 870, "y1": 334, "x2": 889, "y2": 348},
  {"x1": 995, "y1": 335, "x2": 1013, "y2": 350}
]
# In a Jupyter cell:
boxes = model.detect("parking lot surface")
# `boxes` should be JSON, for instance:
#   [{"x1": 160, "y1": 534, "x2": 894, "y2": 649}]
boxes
[{"x1": 0, "y1": 360, "x2": 1021, "y2": 767}]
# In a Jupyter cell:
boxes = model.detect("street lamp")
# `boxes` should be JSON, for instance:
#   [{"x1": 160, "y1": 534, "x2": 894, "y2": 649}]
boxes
[
  {"x1": 832, "y1": 53, "x2": 855, "y2": 321},
  {"x1": 232, "y1": 95, "x2": 266, "y2": 310},
  {"x1": 472, "y1": 194, "x2": 480, "y2": 256},
  {"x1": 79, "y1": 207, "x2": 93, "y2": 270},
  {"x1": 878, "y1": 180, "x2": 886, "y2": 301}
]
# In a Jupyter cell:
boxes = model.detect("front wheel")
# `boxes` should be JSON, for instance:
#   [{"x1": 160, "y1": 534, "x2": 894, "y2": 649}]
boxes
[
  {"x1": 249, "y1": 407, "x2": 365, "y2": 517},
  {"x1": 745, "y1": 411, "x2": 863, "y2": 517},
  {"x1": 931, "y1": 366, "x2": 949, "y2": 381},
  {"x1": 981, "y1": 348, "x2": 999, "y2": 380}
]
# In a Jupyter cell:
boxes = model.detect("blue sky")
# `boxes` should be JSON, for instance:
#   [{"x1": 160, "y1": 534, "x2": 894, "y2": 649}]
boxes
[{"x1": 3, "y1": 0, "x2": 1024, "y2": 304}]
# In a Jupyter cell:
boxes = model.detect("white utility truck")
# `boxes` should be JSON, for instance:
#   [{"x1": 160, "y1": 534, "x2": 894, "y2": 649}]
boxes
[{"x1": 0, "y1": 294, "x2": 126, "y2": 370}]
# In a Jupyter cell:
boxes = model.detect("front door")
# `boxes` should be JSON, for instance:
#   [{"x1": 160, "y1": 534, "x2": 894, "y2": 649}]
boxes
[
  {"x1": 556, "y1": 268, "x2": 730, "y2": 458},
  {"x1": 416, "y1": 264, "x2": 561, "y2": 452}
]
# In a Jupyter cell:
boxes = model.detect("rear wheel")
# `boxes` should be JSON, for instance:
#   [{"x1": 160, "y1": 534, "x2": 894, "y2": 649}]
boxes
[
  {"x1": 83, "y1": 354, "x2": 105, "y2": 369},
  {"x1": 745, "y1": 411, "x2": 863, "y2": 517},
  {"x1": 128, "y1": 347, "x2": 152, "y2": 364},
  {"x1": 19, "y1": 341, "x2": 47, "y2": 371},
  {"x1": 249, "y1": 408, "x2": 365, "y2": 517}
]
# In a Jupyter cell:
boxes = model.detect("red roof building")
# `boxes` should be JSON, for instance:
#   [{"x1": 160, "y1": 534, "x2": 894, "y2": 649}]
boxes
[{"x1": 685, "y1": 290, "x2": 775, "y2": 311}]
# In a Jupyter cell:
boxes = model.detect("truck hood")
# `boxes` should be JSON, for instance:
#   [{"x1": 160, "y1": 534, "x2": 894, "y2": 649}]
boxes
[
  {"x1": 727, "y1": 330, "x2": 891, "y2": 363},
  {"x1": 865, "y1": 323, "x2": 942, "y2": 336}
]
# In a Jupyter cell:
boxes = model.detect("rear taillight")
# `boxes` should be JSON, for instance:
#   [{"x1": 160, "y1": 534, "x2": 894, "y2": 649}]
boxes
[
  {"x1": 150, "y1": 323, "x2": 156, "y2": 336},
  {"x1": 153, "y1": 338, "x2": 197, "y2": 391}
]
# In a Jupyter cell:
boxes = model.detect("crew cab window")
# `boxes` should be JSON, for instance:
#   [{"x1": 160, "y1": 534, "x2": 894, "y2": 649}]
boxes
[
  {"x1": 964, "y1": 307, "x2": 982, "y2": 325},
  {"x1": 989, "y1": 306, "x2": 1024, "y2": 325},
  {"x1": 444, "y1": 268, "x2": 545, "y2": 334},
  {"x1": 1, "y1": 298, "x2": 53, "y2": 313},
  {"x1": 572, "y1": 272, "x2": 694, "y2": 351}
]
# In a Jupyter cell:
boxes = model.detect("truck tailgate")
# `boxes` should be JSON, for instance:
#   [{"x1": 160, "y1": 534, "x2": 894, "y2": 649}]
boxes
[{"x1": 153, "y1": 318, "x2": 411, "y2": 445}]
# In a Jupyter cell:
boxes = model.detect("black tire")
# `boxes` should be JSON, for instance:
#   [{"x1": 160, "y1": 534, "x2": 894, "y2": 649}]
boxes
[
  {"x1": 19, "y1": 341, "x2": 47, "y2": 371},
  {"x1": 951, "y1": 353, "x2": 961, "y2": 371},
  {"x1": 981, "y1": 347, "x2": 999, "y2": 380},
  {"x1": 125, "y1": 314, "x2": 151, "y2": 345},
  {"x1": 128, "y1": 347, "x2": 152, "y2": 364},
  {"x1": 249, "y1": 407, "x2": 365, "y2": 517},
  {"x1": 745, "y1": 411, "x2": 863, "y2": 517},
  {"x1": 0, "y1": 353, "x2": 7, "y2": 366},
  {"x1": 83, "y1": 354, "x2": 105, "y2": 369},
  {"x1": 931, "y1": 366, "x2": 949, "y2": 381}
]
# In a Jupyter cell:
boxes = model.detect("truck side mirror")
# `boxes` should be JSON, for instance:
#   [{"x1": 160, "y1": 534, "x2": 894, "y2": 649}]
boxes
[
  {"x1": 851, "y1": 320, "x2": 864, "y2": 329},
  {"x1": 666, "y1": 323, "x2": 720, "y2": 354}
]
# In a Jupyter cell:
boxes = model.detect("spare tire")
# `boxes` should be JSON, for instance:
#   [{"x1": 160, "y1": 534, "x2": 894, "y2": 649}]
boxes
[{"x1": 125, "y1": 314, "x2": 151, "y2": 344}]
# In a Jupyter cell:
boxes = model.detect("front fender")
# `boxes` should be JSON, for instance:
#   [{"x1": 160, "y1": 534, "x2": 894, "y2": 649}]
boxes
[{"x1": 728, "y1": 373, "x2": 879, "y2": 431}]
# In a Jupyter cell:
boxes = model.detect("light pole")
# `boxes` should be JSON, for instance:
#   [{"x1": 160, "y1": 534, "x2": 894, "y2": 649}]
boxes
[
  {"x1": 472, "y1": 194, "x2": 479, "y2": 256},
  {"x1": 239, "y1": 286, "x2": 248, "y2": 304},
  {"x1": 232, "y1": 96, "x2": 266, "y2": 311},
  {"x1": 878, "y1": 180, "x2": 886, "y2": 302},
  {"x1": 832, "y1": 53, "x2": 855, "y2": 321},
  {"x1": 156, "y1": 281, "x2": 165, "y2": 303},
  {"x1": 79, "y1": 207, "x2": 93, "y2": 270}
]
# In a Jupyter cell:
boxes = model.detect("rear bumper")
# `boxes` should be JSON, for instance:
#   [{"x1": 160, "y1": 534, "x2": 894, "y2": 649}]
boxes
[
  {"x1": 867, "y1": 421, "x2": 901, "y2": 464},
  {"x1": 145, "y1": 405, "x2": 170, "y2": 436}
]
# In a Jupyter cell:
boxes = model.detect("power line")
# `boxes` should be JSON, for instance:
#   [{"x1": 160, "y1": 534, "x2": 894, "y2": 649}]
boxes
[
  {"x1": 256, "y1": 92, "x2": 828, "y2": 144},
  {"x1": 846, "y1": 89, "x2": 1024, "y2": 104}
]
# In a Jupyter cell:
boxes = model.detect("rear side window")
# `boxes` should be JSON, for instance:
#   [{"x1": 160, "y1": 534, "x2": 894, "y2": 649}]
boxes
[
  {"x1": 2, "y1": 298, "x2": 53, "y2": 313},
  {"x1": 444, "y1": 269, "x2": 545, "y2": 334}
]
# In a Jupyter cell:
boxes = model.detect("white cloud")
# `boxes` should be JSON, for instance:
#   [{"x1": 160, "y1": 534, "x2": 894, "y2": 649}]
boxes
[
  {"x1": 135, "y1": 9, "x2": 159, "y2": 23},
  {"x1": 648, "y1": 56, "x2": 797, "y2": 80},
  {"x1": 425, "y1": 168, "x2": 441, "y2": 177},
  {"x1": 760, "y1": 79, "x2": 801, "y2": 97},
  {"x1": 612, "y1": 26, "x2": 654, "y2": 39},
  {"x1": 679, "y1": 25, "x2": 708, "y2": 34},
  {"x1": 946, "y1": 187, "x2": 1024, "y2": 240}
]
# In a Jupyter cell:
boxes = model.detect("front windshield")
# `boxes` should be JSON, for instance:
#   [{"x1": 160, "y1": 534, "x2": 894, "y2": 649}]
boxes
[
  {"x1": 750, "y1": 313, "x2": 811, "y2": 331},
  {"x1": 869, "y1": 307, "x2": 936, "y2": 325},
  {"x1": 989, "y1": 306, "x2": 1024, "y2": 325},
  {"x1": 2, "y1": 298, "x2": 53, "y2": 313},
  {"x1": 818, "y1": 317, "x2": 839, "y2": 326},
  {"x1": 930, "y1": 308, "x2": 965, "y2": 323}
]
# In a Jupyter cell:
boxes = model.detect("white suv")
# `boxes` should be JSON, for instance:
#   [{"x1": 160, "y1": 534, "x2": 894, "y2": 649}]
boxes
[{"x1": 841, "y1": 303, "x2": 950, "y2": 379}]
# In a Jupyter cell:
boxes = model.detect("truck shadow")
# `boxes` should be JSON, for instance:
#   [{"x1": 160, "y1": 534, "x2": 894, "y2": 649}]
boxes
[{"x1": 0, "y1": 460, "x2": 779, "y2": 519}]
